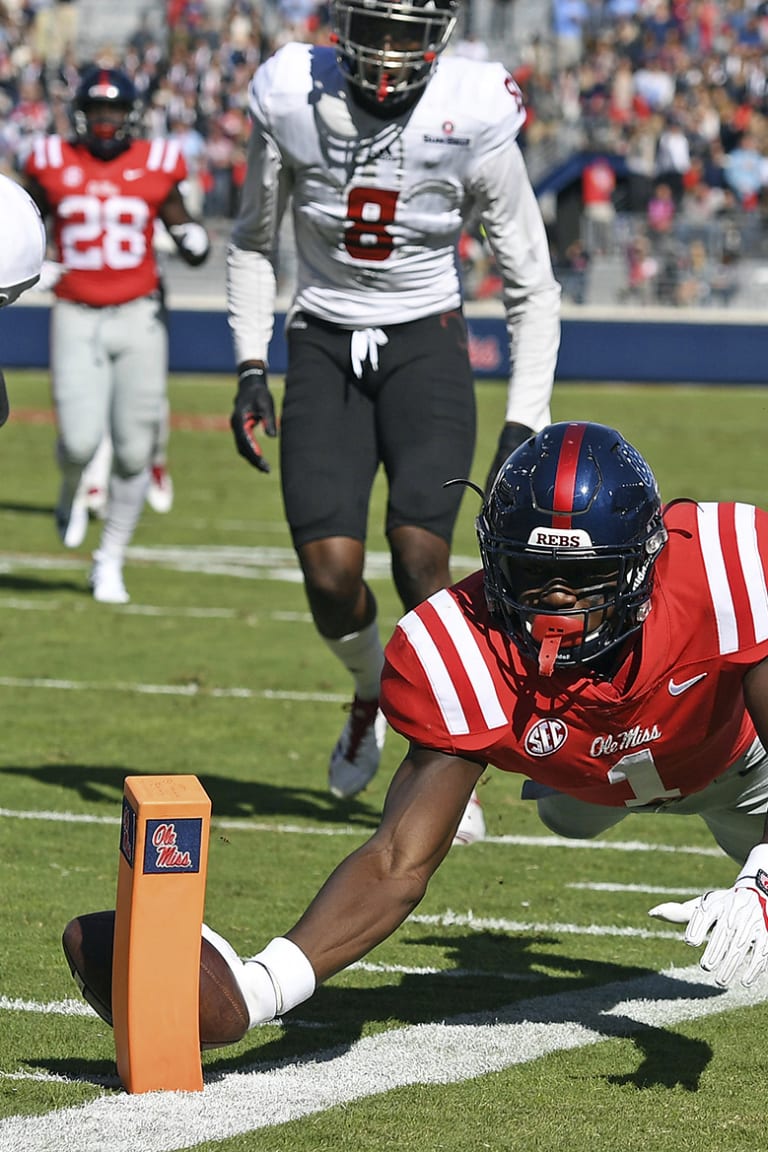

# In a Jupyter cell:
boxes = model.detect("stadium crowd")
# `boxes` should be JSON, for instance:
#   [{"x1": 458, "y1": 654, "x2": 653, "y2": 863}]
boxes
[{"x1": 0, "y1": 0, "x2": 766, "y2": 305}]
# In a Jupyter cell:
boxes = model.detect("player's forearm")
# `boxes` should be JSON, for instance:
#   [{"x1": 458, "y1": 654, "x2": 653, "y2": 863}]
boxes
[
  {"x1": 285, "y1": 843, "x2": 430, "y2": 983},
  {"x1": 503, "y1": 279, "x2": 561, "y2": 426},
  {"x1": 226, "y1": 245, "x2": 277, "y2": 363}
]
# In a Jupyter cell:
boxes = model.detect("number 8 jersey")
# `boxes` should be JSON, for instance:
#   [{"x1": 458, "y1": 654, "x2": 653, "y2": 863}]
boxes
[
  {"x1": 231, "y1": 42, "x2": 538, "y2": 329},
  {"x1": 25, "y1": 135, "x2": 187, "y2": 306}
]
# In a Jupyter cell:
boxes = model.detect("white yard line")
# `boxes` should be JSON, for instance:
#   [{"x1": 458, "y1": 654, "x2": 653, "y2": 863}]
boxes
[
  {"x1": 0, "y1": 676, "x2": 347, "y2": 703},
  {"x1": 0, "y1": 547, "x2": 478, "y2": 583},
  {"x1": 0, "y1": 964, "x2": 765, "y2": 1152},
  {"x1": 0, "y1": 805, "x2": 725, "y2": 856}
]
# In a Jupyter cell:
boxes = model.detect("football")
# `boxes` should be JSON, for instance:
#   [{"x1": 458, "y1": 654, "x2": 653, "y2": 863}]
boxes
[{"x1": 62, "y1": 910, "x2": 250, "y2": 1049}]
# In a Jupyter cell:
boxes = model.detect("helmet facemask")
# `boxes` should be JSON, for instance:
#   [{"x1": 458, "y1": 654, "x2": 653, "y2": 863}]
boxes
[
  {"x1": 331, "y1": 0, "x2": 458, "y2": 115},
  {"x1": 72, "y1": 69, "x2": 140, "y2": 160},
  {"x1": 480, "y1": 532, "x2": 666, "y2": 675}
]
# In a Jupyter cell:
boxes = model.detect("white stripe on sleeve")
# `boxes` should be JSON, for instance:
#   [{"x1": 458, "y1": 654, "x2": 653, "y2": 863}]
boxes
[
  {"x1": 430, "y1": 590, "x2": 508, "y2": 729},
  {"x1": 735, "y1": 501, "x2": 768, "y2": 643},
  {"x1": 398, "y1": 611, "x2": 469, "y2": 736},
  {"x1": 698, "y1": 502, "x2": 738, "y2": 653},
  {"x1": 398, "y1": 591, "x2": 508, "y2": 737},
  {"x1": 147, "y1": 137, "x2": 165, "y2": 171}
]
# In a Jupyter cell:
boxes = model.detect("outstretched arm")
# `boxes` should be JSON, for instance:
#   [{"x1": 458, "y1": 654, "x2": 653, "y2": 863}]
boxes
[
  {"x1": 286, "y1": 745, "x2": 485, "y2": 983},
  {"x1": 214, "y1": 744, "x2": 485, "y2": 1026}
]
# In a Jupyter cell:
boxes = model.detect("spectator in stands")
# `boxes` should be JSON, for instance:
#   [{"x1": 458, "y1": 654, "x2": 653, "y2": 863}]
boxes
[
  {"x1": 558, "y1": 238, "x2": 591, "y2": 304},
  {"x1": 553, "y1": 0, "x2": 589, "y2": 69},
  {"x1": 581, "y1": 155, "x2": 617, "y2": 254},
  {"x1": 646, "y1": 180, "x2": 677, "y2": 242},
  {"x1": 624, "y1": 233, "x2": 658, "y2": 304},
  {"x1": 632, "y1": 51, "x2": 675, "y2": 112},
  {"x1": 655, "y1": 113, "x2": 691, "y2": 203},
  {"x1": 723, "y1": 130, "x2": 764, "y2": 210},
  {"x1": 675, "y1": 238, "x2": 712, "y2": 306}
]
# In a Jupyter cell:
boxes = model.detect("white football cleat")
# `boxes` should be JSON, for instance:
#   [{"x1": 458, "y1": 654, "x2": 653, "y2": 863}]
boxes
[
  {"x1": 453, "y1": 789, "x2": 486, "y2": 846},
  {"x1": 56, "y1": 492, "x2": 89, "y2": 549},
  {"x1": 328, "y1": 696, "x2": 387, "y2": 798},
  {"x1": 89, "y1": 551, "x2": 130, "y2": 604},
  {"x1": 147, "y1": 464, "x2": 174, "y2": 513}
]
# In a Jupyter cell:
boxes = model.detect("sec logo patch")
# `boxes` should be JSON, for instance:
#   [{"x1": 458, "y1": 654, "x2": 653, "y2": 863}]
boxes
[{"x1": 525, "y1": 718, "x2": 568, "y2": 757}]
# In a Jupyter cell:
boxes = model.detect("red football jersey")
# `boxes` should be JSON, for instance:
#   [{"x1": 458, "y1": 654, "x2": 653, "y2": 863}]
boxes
[
  {"x1": 26, "y1": 135, "x2": 187, "y2": 306},
  {"x1": 381, "y1": 501, "x2": 768, "y2": 808}
]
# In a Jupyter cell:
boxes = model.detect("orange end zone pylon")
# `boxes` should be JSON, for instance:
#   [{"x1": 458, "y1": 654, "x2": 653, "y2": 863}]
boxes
[{"x1": 112, "y1": 775, "x2": 211, "y2": 1093}]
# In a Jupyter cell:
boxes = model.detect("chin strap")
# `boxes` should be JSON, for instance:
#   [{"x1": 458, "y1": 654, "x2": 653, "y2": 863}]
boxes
[{"x1": 531, "y1": 615, "x2": 585, "y2": 676}]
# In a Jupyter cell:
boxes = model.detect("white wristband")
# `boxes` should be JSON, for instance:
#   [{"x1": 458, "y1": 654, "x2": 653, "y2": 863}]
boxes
[
  {"x1": 737, "y1": 843, "x2": 768, "y2": 882},
  {"x1": 250, "y1": 937, "x2": 316, "y2": 1016}
]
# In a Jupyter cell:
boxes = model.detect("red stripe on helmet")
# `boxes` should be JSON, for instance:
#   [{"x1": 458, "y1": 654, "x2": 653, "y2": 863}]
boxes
[{"x1": 551, "y1": 422, "x2": 587, "y2": 528}]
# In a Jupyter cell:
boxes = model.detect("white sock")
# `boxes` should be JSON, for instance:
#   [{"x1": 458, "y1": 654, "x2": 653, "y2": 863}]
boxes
[
  {"x1": 97, "y1": 469, "x2": 150, "y2": 560},
  {"x1": 322, "y1": 619, "x2": 384, "y2": 701},
  {"x1": 202, "y1": 926, "x2": 316, "y2": 1028}
]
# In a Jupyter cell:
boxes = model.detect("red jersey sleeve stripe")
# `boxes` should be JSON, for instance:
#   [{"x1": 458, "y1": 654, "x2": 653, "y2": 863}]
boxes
[
  {"x1": 552, "y1": 422, "x2": 586, "y2": 529},
  {"x1": 698, "y1": 502, "x2": 768, "y2": 654},
  {"x1": 397, "y1": 609, "x2": 469, "y2": 735},
  {"x1": 399, "y1": 590, "x2": 508, "y2": 736}
]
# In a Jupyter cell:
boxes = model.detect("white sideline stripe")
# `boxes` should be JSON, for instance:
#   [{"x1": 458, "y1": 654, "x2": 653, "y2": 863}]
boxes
[
  {"x1": 568, "y1": 882, "x2": 704, "y2": 895},
  {"x1": 0, "y1": 996, "x2": 95, "y2": 1017},
  {"x1": 0, "y1": 676, "x2": 347, "y2": 704},
  {"x1": 2, "y1": 964, "x2": 767, "y2": 1151},
  {"x1": 409, "y1": 910, "x2": 684, "y2": 941},
  {"x1": 0, "y1": 806, "x2": 726, "y2": 857},
  {"x1": 0, "y1": 547, "x2": 478, "y2": 583},
  {"x1": 0, "y1": 596, "x2": 315, "y2": 623}
]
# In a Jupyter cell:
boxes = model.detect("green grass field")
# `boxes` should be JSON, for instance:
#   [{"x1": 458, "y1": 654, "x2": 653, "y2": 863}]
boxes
[{"x1": 2, "y1": 372, "x2": 768, "y2": 1151}]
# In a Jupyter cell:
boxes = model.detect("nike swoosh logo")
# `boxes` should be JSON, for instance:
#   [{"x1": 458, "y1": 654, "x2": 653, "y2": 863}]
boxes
[{"x1": 668, "y1": 673, "x2": 708, "y2": 696}]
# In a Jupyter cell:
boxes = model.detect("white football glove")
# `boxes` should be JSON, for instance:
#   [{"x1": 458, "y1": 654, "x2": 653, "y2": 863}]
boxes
[
  {"x1": 31, "y1": 260, "x2": 66, "y2": 292},
  {"x1": 649, "y1": 844, "x2": 768, "y2": 987}
]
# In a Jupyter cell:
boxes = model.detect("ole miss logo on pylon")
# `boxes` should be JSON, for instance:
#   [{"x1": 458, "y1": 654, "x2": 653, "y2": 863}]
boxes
[{"x1": 142, "y1": 818, "x2": 202, "y2": 874}]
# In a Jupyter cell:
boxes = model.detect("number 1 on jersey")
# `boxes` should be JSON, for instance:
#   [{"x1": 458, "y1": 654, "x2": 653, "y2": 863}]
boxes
[{"x1": 608, "y1": 748, "x2": 682, "y2": 807}]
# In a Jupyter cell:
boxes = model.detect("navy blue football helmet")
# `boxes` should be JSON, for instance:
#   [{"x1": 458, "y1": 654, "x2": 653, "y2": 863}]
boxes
[
  {"x1": 73, "y1": 66, "x2": 141, "y2": 160},
  {"x1": 331, "y1": 0, "x2": 458, "y2": 115},
  {"x1": 476, "y1": 422, "x2": 667, "y2": 674}
]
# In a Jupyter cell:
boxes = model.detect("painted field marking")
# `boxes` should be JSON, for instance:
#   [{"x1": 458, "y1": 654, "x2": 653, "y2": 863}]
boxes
[
  {"x1": 0, "y1": 546, "x2": 478, "y2": 583},
  {"x1": 0, "y1": 805, "x2": 726, "y2": 856},
  {"x1": 0, "y1": 676, "x2": 348, "y2": 703},
  {"x1": 568, "y1": 881, "x2": 704, "y2": 895},
  {"x1": 0, "y1": 963, "x2": 766, "y2": 1152}
]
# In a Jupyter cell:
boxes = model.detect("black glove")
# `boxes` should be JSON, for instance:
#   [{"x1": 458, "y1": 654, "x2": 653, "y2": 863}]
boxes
[
  {"x1": 230, "y1": 365, "x2": 277, "y2": 473},
  {"x1": 484, "y1": 422, "x2": 534, "y2": 495}
]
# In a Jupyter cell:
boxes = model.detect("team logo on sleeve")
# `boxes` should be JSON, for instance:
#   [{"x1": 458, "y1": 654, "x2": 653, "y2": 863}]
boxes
[{"x1": 525, "y1": 718, "x2": 568, "y2": 757}]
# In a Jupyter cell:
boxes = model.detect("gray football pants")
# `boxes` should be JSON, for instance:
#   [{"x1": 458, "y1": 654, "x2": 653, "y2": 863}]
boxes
[
  {"x1": 525, "y1": 737, "x2": 768, "y2": 865},
  {"x1": 51, "y1": 295, "x2": 167, "y2": 476}
]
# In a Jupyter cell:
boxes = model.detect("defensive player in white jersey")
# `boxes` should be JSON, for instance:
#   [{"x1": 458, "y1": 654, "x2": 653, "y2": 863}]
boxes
[
  {"x1": 0, "y1": 173, "x2": 46, "y2": 426},
  {"x1": 83, "y1": 420, "x2": 768, "y2": 1032},
  {"x1": 227, "y1": 0, "x2": 561, "y2": 825},
  {"x1": 25, "y1": 66, "x2": 210, "y2": 604}
]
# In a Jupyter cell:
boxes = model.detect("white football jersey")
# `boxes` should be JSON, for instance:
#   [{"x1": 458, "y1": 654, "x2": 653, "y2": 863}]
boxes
[{"x1": 229, "y1": 43, "x2": 560, "y2": 428}]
